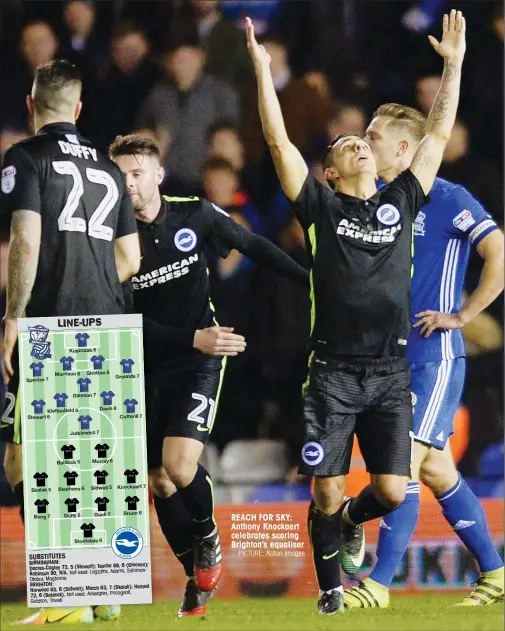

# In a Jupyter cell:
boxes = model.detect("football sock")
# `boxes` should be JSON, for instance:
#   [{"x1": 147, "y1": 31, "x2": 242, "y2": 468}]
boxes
[
  {"x1": 308, "y1": 501, "x2": 342, "y2": 591},
  {"x1": 153, "y1": 493, "x2": 194, "y2": 577},
  {"x1": 438, "y1": 475, "x2": 503, "y2": 572},
  {"x1": 177, "y1": 464, "x2": 216, "y2": 539},
  {"x1": 345, "y1": 484, "x2": 393, "y2": 525},
  {"x1": 369, "y1": 482, "x2": 420, "y2": 587},
  {"x1": 14, "y1": 481, "x2": 24, "y2": 524}
]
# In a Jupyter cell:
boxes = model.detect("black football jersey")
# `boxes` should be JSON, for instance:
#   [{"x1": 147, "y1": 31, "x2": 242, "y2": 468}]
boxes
[
  {"x1": 128, "y1": 195, "x2": 307, "y2": 367},
  {"x1": 0, "y1": 123, "x2": 137, "y2": 317},
  {"x1": 294, "y1": 170, "x2": 428, "y2": 357}
]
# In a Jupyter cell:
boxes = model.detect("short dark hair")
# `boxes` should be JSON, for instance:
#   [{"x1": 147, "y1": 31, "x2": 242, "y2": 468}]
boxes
[
  {"x1": 322, "y1": 133, "x2": 357, "y2": 169},
  {"x1": 322, "y1": 133, "x2": 359, "y2": 191},
  {"x1": 207, "y1": 120, "x2": 240, "y2": 143},
  {"x1": 202, "y1": 156, "x2": 237, "y2": 176},
  {"x1": 111, "y1": 20, "x2": 147, "y2": 41},
  {"x1": 165, "y1": 36, "x2": 202, "y2": 57},
  {"x1": 108, "y1": 134, "x2": 161, "y2": 160},
  {"x1": 32, "y1": 60, "x2": 81, "y2": 115}
]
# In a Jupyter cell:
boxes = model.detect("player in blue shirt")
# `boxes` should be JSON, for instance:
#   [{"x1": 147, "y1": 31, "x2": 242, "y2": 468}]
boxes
[
  {"x1": 119, "y1": 358, "x2": 134, "y2": 374},
  {"x1": 77, "y1": 377, "x2": 92, "y2": 393},
  {"x1": 30, "y1": 362, "x2": 44, "y2": 377},
  {"x1": 31, "y1": 400, "x2": 46, "y2": 415},
  {"x1": 75, "y1": 332, "x2": 90, "y2": 347},
  {"x1": 59, "y1": 356, "x2": 75, "y2": 371},
  {"x1": 78, "y1": 415, "x2": 92, "y2": 430},
  {"x1": 101, "y1": 391, "x2": 115, "y2": 406},
  {"x1": 54, "y1": 393, "x2": 68, "y2": 408},
  {"x1": 343, "y1": 103, "x2": 504, "y2": 608},
  {"x1": 124, "y1": 399, "x2": 138, "y2": 414},
  {"x1": 90, "y1": 355, "x2": 105, "y2": 370}
]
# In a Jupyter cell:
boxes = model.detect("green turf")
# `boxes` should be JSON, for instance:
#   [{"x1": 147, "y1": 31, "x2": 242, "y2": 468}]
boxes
[{"x1": 1, "y1": 596, "x2": 503, "y2": 630}]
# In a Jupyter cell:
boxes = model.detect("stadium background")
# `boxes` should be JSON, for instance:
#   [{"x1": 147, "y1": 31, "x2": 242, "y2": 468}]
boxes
[{"x1": 0, "y1": 0, "x2": 503, "y2": 604}]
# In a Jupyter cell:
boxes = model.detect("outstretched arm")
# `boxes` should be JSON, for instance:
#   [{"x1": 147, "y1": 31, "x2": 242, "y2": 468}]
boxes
[
  {"x1": 212, "y1": 210, "x2": 309, "y2": 285},
  {"x1": 410, "y1": 10, "x2": 466, "y2": 194},
  {"x1": 246, "y1": 17, "x2": 308, "y2": 202}
]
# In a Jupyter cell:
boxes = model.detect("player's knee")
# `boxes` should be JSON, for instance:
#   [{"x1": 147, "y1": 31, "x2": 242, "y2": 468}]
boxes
[
  {"x1": 373, "y1": 477, "x2": 408, "y2": 509},
  {"x1": 313, "y1": 477, "x2": 345, "y2": 514},
  {"x1": 149, "y1": 468, "x2": 177, "y2": 498},
  {"x1": 163, "y1": 457, "x2": 198, "y2": 489}
]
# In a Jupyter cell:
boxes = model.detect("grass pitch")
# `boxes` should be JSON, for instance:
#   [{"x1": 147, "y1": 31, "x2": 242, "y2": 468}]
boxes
[{"x1": 1, "y1": 595, "x2": 503, "y2": 630}]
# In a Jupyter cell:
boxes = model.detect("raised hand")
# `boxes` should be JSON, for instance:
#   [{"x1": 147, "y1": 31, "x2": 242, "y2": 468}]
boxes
[
  {"x1": 245, "y1": 16, "x2": 271, "y2": 68},
  {"x1": 428, "y1": 9, "x2": 466, "y2": 64}
]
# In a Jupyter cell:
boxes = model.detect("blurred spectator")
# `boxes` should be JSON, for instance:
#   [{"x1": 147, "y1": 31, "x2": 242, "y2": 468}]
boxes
[
  {"x1": 254, "y1": 215, "x2": 310, "y2": 465},
  {"x1": 210, "y1": 206, "x2": 261, "y2": 449},
  {"x1": 201, "y1": 157, "x2": 261, "y2": 234},
  {"x1": 162, "y1": 1, "x2": 254, "y2": 92},
  {"x1": 327, "y1": 102, "x2": 367, "y2": 142},
  {"x1": 242, "y1": 33, "x2": 332, "y2": 166},
  {"x1": 0, "y1": 21, "x2": 59, "y2": 133},
  {"x1": 0, "y1": 129, "x2": 29, "y2": 161},
  {"x1": 138, "y1": 41, "x2": 239, "y2": 195},
  {"x1": 207, "y1": 121, "x2": 245, "y2": 172},
  {"x1": 61, "y1": 0, "x2": 106, "y2": 76},
  {"x1": 87, "y1": 21, "x2": 160, "y2": 150},
  {"x1": 462, "y1": 1, "x2": 503, "y2": 169},
  {"x1": 438, "y1": 120, "x2": 503, "y2": 225},
  {"x1": 415, "y1": 73, "x2": 441, "y2": 115},
  {"x1": 194, "y1": 0, "x2": 255, "y2": 93},
  {"x1": 309, "y1": 102, "x2": 367, "y2": 188}
]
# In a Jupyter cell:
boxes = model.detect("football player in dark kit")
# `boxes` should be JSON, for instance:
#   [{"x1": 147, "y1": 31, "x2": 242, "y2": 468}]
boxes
[
  {"x1": 0, "y1": 59, "x2": 140, "y2": 625},
  {"x1": 109, "y1": 134, "x2": 308, "y2": 617},
  {"x1": 246, "y1": 10, "x2": 465, "y2": 614}
]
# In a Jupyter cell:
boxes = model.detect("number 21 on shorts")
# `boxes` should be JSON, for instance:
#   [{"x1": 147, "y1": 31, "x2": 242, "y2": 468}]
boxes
[{"x1": 187, "y1": 394, "x2": 216, "y2": 434}]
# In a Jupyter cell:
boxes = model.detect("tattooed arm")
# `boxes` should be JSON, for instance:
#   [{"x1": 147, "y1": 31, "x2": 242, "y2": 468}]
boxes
[
  {"x1": 410, "y1": 10, "x2": 466, "y2": 194},
  {"x1": 3, "y1": 210, "x2": 41, "y2": 380},
  {"x1": 5, "y1": 210, "x2": 41, "y2": 319}
]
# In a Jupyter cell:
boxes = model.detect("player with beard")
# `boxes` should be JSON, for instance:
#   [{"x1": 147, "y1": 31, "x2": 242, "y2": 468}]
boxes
[{"x1": 109, "y1": 134, "x2": 308, "y2": 616}]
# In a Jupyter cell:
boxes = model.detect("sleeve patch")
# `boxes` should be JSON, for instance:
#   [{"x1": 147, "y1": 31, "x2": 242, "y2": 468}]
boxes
[
  {"x1": 1, "y1": 165, "x2": 16, "y2": 194},
  {"x1": 469, "y1": 219, "x2": 497, "y2": 243},
  {"x1": 453, "y1": 209, "x2": 475, "y2": 231}
]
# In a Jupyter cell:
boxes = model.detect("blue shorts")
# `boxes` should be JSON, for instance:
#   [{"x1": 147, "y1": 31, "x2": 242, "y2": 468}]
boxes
[{"x1": 410, "y1": 358, "x2": 466, "y2": 449}]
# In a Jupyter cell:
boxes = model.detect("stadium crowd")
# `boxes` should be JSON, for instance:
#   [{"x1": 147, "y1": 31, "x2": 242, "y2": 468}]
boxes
[{"x1": 0, "y1": 0, "x2": 503, "y2": 478}]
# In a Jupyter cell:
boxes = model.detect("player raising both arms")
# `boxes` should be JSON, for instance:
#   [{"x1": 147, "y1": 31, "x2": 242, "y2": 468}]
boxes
[
  {"x1": 342, "y1": 102, "x2": 504, "y2": 608},
  {"x1": 109, "y1": 134, "x2": 308, "y2": 617},
  {"x1": 247, "y1": 10, "x2": 465, "y2": 614},
  {"x1": 0, "y1": 60, "x2": 140, "y2": 625}
]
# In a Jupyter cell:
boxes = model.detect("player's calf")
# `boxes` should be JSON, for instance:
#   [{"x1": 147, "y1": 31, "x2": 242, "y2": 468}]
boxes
[{"x1": 339, "y1": 478, "x2": 405, "y2": 577}]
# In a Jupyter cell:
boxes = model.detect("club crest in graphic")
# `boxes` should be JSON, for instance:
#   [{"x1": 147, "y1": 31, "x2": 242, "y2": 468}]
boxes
[
  {"x1": 111, "y1": 527, "x2": 143, "y2": 559},
  {"x1": 28, "y1": 325, "x2": 52, "y2": 360}
]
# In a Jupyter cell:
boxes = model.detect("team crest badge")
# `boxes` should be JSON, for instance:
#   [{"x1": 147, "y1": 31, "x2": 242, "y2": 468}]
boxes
[
  {"x1": 1, "y1": 165, "x2": 16, "y2": 194},
  {"x1": 376, "y1": 203, "x2": 400, "y2": 226},
  {"x1": 29, "y1": 325, "x2": 52, "y2": 360}
]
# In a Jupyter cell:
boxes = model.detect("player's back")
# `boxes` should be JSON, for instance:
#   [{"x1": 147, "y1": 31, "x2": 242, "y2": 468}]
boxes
[{"x1": 1, "y1": 123, "x2": 136, "y2": 317}]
